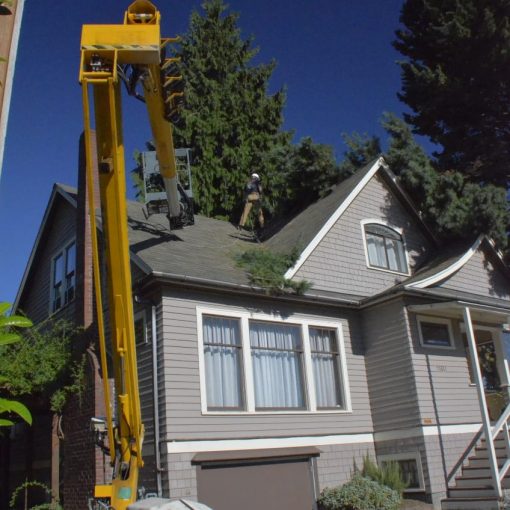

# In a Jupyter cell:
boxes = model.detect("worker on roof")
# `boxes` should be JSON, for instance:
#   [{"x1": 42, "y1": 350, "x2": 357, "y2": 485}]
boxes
[{"x1": 238, "y1": 172, "x2": 265, "y2": 231}]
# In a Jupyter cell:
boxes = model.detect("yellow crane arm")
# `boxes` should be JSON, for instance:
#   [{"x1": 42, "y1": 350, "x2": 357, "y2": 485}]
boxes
[{"x1": 79, "y1": 1, "x2": 180, "y2": 508}]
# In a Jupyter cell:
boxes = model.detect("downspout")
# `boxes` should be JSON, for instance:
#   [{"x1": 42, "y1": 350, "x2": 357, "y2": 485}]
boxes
[{"x1": 151, "y1": 303, "x2": 163, "y2": 497}]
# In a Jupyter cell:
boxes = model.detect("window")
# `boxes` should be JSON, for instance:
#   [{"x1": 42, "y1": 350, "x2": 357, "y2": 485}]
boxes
[
  {"x1": 250, "y1": 321, "x2": 305, "y2": 410},
  {"x1": 197, "y1": 309, "x2": 351, "y2": 414},
  {"x1": 134, "y1": 311, "x2": 147, "y2": 345},
  {"x1": 379, "y1": 452, "x2": 424, "y2": 492},
  {"x1": 310, "y1": 327, "x2": 344, "y2": 409},
  {"x1": 51, "y1": 241, "x2": 76, "y2": 313},
  {"x1": 417, "y1": 316, "x2": 454, "y2": 349},
  {"x1": 363, "y1": 222, "x2": 408, "y2": 274},
  {"x1": 203, "y1": 315, "x2": 244, "y2": 410}
]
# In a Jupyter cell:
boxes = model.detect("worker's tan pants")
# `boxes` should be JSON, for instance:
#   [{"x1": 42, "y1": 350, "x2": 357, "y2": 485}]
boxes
[{"x1": 239, "y1": 194, "x2": 264, "y2": 228}]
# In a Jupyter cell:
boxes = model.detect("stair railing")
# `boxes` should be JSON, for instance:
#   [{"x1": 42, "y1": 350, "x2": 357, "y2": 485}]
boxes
[{"x1": 463, "y1": 307, "x2": 502, "y2": 498}]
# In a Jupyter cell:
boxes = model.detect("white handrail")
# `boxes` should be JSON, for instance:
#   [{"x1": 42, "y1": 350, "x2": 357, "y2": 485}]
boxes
[{"x1": 463, "y1": 306, "x2": 502, "y2": 497}]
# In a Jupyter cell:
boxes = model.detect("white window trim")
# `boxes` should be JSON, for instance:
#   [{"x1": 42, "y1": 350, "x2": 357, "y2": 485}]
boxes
[
  {"x1": 417, "y1": 315, "x2": 455, "y2": 350},
  {"x1": 134, "y1": 310, "x2": 148, "y2": 345},
  {"x1": 48, "y1": 238, "x2": 76, "y2": 315},
  {"x1": 196, "y1": 305, "x2": 352, "y2": 416},
  {"x1": 360, "y1": 219, "x2": 410, "y2": 276},
  {"x1": 378, "y1": 451, "x2": 425, "y2": 492}
]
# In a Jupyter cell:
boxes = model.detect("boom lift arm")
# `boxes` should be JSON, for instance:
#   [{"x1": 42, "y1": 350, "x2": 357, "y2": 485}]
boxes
[{"x1": 79, "y1": 2, "x2": 187, "y2": 509}]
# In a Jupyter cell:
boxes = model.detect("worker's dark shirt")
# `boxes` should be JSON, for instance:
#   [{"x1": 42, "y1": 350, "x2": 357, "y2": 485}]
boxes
[{"x1": 244, "y1": 180, "x2": 262, "y2": 198}]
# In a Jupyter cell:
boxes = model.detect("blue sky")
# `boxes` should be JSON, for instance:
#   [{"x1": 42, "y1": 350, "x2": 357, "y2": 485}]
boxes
[{"x1": 0, "y1": 0, "x2": 410, "y2": 304}]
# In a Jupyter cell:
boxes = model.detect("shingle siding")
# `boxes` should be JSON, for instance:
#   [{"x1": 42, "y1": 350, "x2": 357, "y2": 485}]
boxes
[
  {"x1": 363, "y1": 298, "x2": 421, "y2": 432},
  {"x1": 294, "y1": 175, "x2": 432, "y2": 297},
  {"x1": 406, "y1": 305, "x2": 482, "y2": 425},
  {"x1": 438, "y1": 248, "x2": 510, "y2": 300},
  {"x1": 18, "y1": 196, "x2": 76, "y2": 323},
  {"x1": 159, "y1": 288, "x2": 374, "y2": 440}
]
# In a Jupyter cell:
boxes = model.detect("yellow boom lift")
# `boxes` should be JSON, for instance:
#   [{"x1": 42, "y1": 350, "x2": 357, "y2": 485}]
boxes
[{"x1": 79, "y1": 2, "x2": 205, "y2": 509}]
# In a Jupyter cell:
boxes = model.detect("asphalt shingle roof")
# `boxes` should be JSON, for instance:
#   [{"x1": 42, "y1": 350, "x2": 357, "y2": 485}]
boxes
[{"x1": 265, "y1": 159, "x2": 379, "y2": 254}]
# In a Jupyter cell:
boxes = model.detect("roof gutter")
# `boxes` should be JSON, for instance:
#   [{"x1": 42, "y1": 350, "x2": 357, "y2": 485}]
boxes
[{"x1": 138, "y1": 271, "x2": 360, "y2": 308}]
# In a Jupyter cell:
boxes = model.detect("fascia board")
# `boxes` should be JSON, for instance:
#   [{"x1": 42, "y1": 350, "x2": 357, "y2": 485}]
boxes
[
  {"x1": 284, "y1": 157, "x2": 384, "y2": 280},
  {"x1": 13, "y1": 185, "x2": 75, "y2": 311}
]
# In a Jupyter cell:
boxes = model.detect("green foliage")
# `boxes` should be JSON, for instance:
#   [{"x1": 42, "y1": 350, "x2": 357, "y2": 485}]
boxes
[
  {"x1": 0, "y1": 303, "x2": 33, "y2": 427},
  {"x1": 338, "y1": 132, "x2": 381, "y2": 177},
  {"x1": 0, "y1": 318, "x2": 83, "y2": 414},
  {"x1": 394, "y1": 0, "x2": 510, "y2": 186},
  {"x1": 10, "y1": 480, "x2": 63, "y2": 510},
  {"x1": 361, "y1": 454, "x2": 408, "y2": 496},
  {"x1": 340, "y1": 113, "x2": 509, "y2": 250},
  {"x1": 235, "y1": 247, "x2": 311, "y2": 295},
  {"x1": 173, "y1": 0, "x2": 293, "y2": 220},
  {"x1": 317, "y1": 474, "x2": 401, "y2": 510}
]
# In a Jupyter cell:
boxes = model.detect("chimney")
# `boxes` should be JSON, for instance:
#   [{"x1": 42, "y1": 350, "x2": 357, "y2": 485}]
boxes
[{"x1": 75, "y1": 130, "x2": 100, "y2": 329}]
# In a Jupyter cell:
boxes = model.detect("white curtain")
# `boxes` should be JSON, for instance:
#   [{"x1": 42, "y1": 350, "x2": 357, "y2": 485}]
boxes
[
  {"x1": 366, "y1": 234, "x2": 387, "y2": 268},
  {"x1": 250, "y1": 322, "x2": 304, "y2": 408},
  {"x1": 203, "y1": 316, "x2": 242, "y2": 408},
  {"x1": 310, "y1": 328, "x2": 342, "y2": 408}
]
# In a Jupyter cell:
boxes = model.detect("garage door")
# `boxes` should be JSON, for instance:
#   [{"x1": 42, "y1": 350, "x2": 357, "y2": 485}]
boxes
[{"x1": 194, "y1": 448, "x2": 318, "y2": 510}]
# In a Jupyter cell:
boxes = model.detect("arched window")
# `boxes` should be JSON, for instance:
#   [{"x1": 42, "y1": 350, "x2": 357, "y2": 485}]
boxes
[{"x1": 364, "y1": 223, "x2": 408, "y2": 273}]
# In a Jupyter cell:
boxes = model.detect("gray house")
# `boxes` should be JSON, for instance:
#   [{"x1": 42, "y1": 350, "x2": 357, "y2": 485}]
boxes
[{"x1": 8, "y1": 154, "x2": 510, "y2": 510}]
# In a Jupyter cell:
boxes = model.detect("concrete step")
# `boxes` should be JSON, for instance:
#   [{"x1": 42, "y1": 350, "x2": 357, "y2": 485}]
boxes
[{"x1": 441, "y1": 497, "x2": 501, "y2": 510}]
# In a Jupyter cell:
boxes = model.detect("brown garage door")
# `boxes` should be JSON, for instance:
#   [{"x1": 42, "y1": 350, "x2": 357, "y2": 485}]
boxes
[{"x1": 195, "y1": 448, "x2": 318, "y2": 510}]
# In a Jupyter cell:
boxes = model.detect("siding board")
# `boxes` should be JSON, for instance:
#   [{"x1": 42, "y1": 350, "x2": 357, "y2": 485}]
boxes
[
  {"x1": 159, "y1": 288, "x2": 374, "y2": 440},
  {"x1": 295, "y1": 175, "x2": 432, "y2": 296}
]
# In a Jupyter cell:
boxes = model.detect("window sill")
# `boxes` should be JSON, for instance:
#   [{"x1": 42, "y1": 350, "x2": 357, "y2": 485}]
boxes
[
  {"x1": 202, "y1": 409, "x2": 353, "y2": 416},
  {"x1": 366, "y1": 265, "x2": 410, "y2": 277}
]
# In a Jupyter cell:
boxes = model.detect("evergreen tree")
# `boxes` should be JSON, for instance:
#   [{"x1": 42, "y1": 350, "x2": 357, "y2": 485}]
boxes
[
  {"x1": 340, "y1": 114, "x2": 509, "y2": 249},
  {"x1": 280, "y1": 137, "x2": 341, "y2": 213},
  {"x1": 394, "y1": 0, "x2": 510, "y2": 185},
  {"x1": 174, "y1": 0, "x2": 292, "y2": 220}
]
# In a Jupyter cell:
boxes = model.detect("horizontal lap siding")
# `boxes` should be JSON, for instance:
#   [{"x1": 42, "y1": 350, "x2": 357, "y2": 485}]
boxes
[
  {"x1": 406, "y1": 303, "x2": 481, "y2": 425},
  {"x1": 363, "y1": 299, "x2": 421, "y2": 431},
  {"x1": 295, "y1": 175, "x2": 431, "y2": 297},
  {"x1": 160, "y1": 288, "x2": 373, "y2": 440},
  {"x1": 439, "y1": 248, "x2": 510, "y2": 300},
  {"x1": 18, "y1": 198, "x2": 76, "y2": 323}
]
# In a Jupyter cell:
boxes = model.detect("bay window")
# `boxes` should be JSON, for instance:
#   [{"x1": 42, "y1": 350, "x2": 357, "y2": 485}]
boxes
[{"x1": 198, "y1": 309, "x2": 351, "y2": 414}]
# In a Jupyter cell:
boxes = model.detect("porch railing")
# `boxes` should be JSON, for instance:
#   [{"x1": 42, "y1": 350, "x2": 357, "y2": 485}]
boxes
[{"x1": 463, "y1": 306, "x2": 510, "y2": 498}]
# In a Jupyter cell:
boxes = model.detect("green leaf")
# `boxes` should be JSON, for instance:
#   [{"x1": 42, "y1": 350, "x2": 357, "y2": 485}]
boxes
[
  {"x1": 0, "y1": 315, "x2": 32, "y2": 328},
  {"x1": 0, "y1": 302, "x2": 11, "y2": 315},
  {"x1": 0, "y1": 418, "x2": 14, "y2": 427},
  {"x1": 0, "y1": 332, "x2": 21, "y2": 346},
  {"x1": 0, "y1": 397, "x2": 32, "y2": 424}
]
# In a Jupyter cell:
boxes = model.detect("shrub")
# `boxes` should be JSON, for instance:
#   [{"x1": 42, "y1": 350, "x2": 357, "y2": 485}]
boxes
[
  {"x1": 318, "y1": 474, "x2": 401, "y2": 510},
  {"x1": 361, "y1": 454, "x2": 408, "y2": 495}
]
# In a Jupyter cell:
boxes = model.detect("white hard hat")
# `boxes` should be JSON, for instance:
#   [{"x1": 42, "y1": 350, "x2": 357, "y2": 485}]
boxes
[{"x1": 251, "y1": 173, "x2": 260, "y2": 180}]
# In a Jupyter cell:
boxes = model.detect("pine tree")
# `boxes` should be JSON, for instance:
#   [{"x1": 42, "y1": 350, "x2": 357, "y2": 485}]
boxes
[
  {"x1": 173, "y1": 0, "x2": 292, "y2": 220},
  {"x1": 394, "y1": 0, "x2": 510, "y2": 186},
  {"x1": 340, "y1": 114, "x2": 509, "y2": 249}
]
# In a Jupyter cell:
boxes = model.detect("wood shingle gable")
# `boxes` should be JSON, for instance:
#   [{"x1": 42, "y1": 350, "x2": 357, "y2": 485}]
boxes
[{"x1": 283, "y1": 158, "x2": 436, "y2": 298}]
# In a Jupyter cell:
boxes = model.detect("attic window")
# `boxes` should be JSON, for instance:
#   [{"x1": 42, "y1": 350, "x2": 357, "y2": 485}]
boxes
[
  {"x1": 363, "y1": 222, "x2": 408, "y2": 274},
  {"x1": 51, "y1": 240, "x2": 76, "y2": 313}
]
